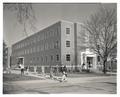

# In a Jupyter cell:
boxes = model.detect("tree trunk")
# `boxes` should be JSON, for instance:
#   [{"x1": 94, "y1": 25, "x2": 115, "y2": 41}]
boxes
[{"x1": 103, "y1": 59, "x2": 107, "y2": 74}]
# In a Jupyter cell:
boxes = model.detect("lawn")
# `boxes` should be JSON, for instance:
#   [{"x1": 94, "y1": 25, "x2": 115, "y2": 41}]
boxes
[{"x1": 3, "y1": 73, "x2": 42, "y2": 82}]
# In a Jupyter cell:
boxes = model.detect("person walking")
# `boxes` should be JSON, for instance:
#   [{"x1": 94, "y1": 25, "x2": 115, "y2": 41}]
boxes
[
  {"x1": 63, "y1": 66, "x2": 67, "y2": 73},
  {"x1": 60, "y1": 65, "x2": 67, "y2": 82},
  {"x1": 60, "y1": 71, "x2": 67, "y2": 82},
  {"x1": 19, "y1": 64, "x2": 24, "y2": 75},
  {"x1": 82, "y1": 63, "x2": 85, "y2": 71},
  {"x1": 26, "y1": 66, "x2": 29, "y2": 75}
]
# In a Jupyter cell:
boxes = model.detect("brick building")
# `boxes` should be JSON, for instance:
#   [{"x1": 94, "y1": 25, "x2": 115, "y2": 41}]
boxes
[
  {"x1": 11, "y1": 20, "x2": 117, "y2": 73},
  {"x1": 11, "y1": 20, "x2": 76, "y2": 73}
]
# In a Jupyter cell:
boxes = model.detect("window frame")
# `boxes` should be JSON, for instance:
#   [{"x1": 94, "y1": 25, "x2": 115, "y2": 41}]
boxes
[
  {"x1": 66, "y1": 28, "x2": 70, "y2": 34},
  {"x1": 66, "y1": 40, "x2": 70, "y2": 47},
  {"x1": 66, "y1": 54, "x2": 70, "y2": 61}
]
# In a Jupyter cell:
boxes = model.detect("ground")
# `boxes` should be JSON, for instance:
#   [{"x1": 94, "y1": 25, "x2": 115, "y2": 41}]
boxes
[{"x1": 3, "y1": 72, "x2": 116, "y2": 94}]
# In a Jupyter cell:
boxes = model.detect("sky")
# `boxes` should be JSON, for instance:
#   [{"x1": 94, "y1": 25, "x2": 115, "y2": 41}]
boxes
[{"x1": 3, "y1": 3, "x2": 116, "y2": 47}]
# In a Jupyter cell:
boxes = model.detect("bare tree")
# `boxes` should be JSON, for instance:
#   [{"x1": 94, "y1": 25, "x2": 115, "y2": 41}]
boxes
[
  {"x1": 4, "y1": 3, "x2": 37, "y2": 37},
  {"x1": 83, "y1": 7, "x2": 117, "y2": 74}
]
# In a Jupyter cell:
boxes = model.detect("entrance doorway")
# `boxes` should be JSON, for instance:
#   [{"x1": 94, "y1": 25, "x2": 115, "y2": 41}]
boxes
[
  {"x1": 86, "y1": 57, "x2": 94, "y2": 69},
  {"x1": 17, "y1": 57, "x2": 24, "y2": 65},
  {"x1": 87, "y1": 57, "x2": 93, "y2": 65}
]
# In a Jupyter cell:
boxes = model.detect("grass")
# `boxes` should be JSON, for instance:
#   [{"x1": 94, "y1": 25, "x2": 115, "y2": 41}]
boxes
[{"x1": 3, "y1": 73, "x2": 42, "y2": 82}]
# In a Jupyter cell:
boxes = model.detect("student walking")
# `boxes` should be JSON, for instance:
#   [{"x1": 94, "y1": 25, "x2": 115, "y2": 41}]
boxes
[
  {"x1": 60, "y1": 71, "x2": 67, "y2": 82},
  {"x1": 26, "y1": 66, "x2": 29, "y2": 75},
  {"x1": 19, "y1": 64, "x2": 24, "y2": 75}
]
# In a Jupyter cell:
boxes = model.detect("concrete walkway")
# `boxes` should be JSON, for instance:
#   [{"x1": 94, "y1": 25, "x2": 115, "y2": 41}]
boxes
[{"x1": 8, "y1": 69, "x2": 116, "y2": 84}]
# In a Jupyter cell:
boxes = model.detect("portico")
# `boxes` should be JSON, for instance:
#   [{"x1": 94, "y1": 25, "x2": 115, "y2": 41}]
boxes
[{"x1": 81, "y1": 49, "x2": 97, "y2": 70}]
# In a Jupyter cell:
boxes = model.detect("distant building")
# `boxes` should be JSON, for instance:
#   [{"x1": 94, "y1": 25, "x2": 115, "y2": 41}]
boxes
[
  {"x1": 3, "y1": 41, "x2": 11, "y2": 70},
  {"x1": 11, "y1": 20, "x2": 104, "y2": 73}
]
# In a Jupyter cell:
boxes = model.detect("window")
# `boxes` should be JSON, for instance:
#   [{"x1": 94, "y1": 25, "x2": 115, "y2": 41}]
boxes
[
  {"x1": 41, "y1": 56, "x2": 43, "y2": 62},
  {"x1": 41, "y1": 45, "x2": 44, "y2": 51},
  {"x1": 56, "y1": 41, "x2": 59, "y2": 48},
  {"x1": 5, "y1": 50, "x2": 8, "y2": 53},
  {"x1": 33, "y1": 57, "x2": 35, "y2": 61},
  {"x1": 66, "y1": 54, "x2": 70, "y2": 61},
  {"x1": 24, "y1": 49, "x2": 26, "y2": 55},
  {"x1": 45, "y1": 56, "x2": 47, "y2": 62},
  {"x1": 31, "y1": 48, "x2": 32, "y2": 53},
  {"x1": 66, "y1": 41, "x2": 70, "y2": 47},
  {"x1": 45, "y1": 43, "x2": 48, "y2": 50},
  {"x1": 26, "y1": 49, "x2": 28, "y2": 54},
  {"x1": 37, "y1": 57, "x2": 39, "y2": 61},
  {"x1": 56, "y1": 54, "x2": 59, "y2": 61},
  {"x1": 40, "y1": 34, "x2": 42, "y2": 40},
  {"x1": 57, "y1": 28, "x2": 59, "y2": 35},
  {"x1": 33, "y1": 47, "x2": 35, "y2": 53},
  {"x1": 28, "y1": 49, "x2": 30, "y2": 54},
  {"x1": 51, "y1": 55, "x2": 53, "y2": 61},
  {"x1": 66, "y1": 28, "x2": 70, "y2": 34},
  {"x1": 37, "y1": 46, "x2": 39, "y2": 52}
]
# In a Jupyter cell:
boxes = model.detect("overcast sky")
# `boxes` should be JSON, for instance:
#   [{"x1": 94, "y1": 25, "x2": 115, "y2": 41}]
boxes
[{"x1": 3, "y1": 3, "x2": 116, "y2": 47}]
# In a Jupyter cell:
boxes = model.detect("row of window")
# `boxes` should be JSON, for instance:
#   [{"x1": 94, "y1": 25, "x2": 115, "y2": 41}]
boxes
[
  {"x1": 13, "y1": 40, "x2": 70, "y2": 56},
  {"x1": 13, "y1": 28, "x2": 60, "y2": 50},
  {"x1": 13, "y1": 28, "x2": 70, "y2": 50},
  {"x1": 13, "y1": 41, "x2": 59, "y2": 56},
  {"x1": 14, "y1": 39, "x2": 70, "y2": 51},
  {"x1": 29, "y1": 54, "x2": 60, "y2": 63},
  {"x1": 28, "y1": 54, "x2": 70, "y2": 63}
]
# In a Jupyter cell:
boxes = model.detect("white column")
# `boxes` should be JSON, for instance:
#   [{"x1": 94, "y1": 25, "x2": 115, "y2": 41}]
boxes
[
  {"x1": 42, "y1": 66, "x2": 45, "y2": 74},
  {"x1": 34, "y1": 66, "x2": 37, "y2": 73}
]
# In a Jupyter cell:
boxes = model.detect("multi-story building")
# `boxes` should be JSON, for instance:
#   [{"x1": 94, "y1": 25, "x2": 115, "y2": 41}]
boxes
[
  {"x1": 12, "y1": 20, "x2": 112, "y2": 73},
  {"x1": 11, "y1": 20, "x2": 76, "y2": 73}
]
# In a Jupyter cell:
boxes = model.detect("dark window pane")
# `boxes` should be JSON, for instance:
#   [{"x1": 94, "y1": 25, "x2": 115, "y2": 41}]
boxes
[
  {"x1": 66, "y1": 28, "x2": 70, "y2": 34},
  {"x1": 66, "y1": 54, "x2": 70, "y2": 61}
]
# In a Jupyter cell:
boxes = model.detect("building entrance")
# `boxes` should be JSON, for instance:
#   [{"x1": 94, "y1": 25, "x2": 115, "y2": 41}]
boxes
[
  {"x1": 87, "y1": 57, "x2": 93, "y2": 65},
  {"x1": 17, "y1": 57, "x2": 24, "y2": 65}
]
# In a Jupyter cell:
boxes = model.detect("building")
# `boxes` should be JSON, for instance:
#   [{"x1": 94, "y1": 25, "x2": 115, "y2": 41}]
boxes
[
  {"x1": 3, "y1": 41, "x2": 11, "y2": 71},
  {"x1": 11, "y1": 20, "x2": 99, "y2": 73},
  {"x1": 3, "y1": 41, "x2": 8, "y2": 70},
  {"x1": 11, "y1": 20, "x2": 76, "y2": 73},
  {"x1": 74, "y1": 23, "x2": 98, "y2": 71}
]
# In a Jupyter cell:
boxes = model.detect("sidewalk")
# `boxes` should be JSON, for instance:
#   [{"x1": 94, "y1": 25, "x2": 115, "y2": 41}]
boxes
[{"x1": 7, "y1": 69, "x2": 116, "y2": 84}]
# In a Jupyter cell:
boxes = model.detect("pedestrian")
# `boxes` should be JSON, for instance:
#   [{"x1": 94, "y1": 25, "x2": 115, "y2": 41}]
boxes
[
  {"x1": 82, "y1": 63, "x2": 85, "y2": 70},
  {"x1": 63, "y1": 65, "x2": 67, "y2": 72},
  {"x1": 19, "y1": 64, "x2": 24, "y2": 75},
  {"x1": 50, "y1": 67, "x2": 53, "y2": 79},
  {"x1": 88, "y1": 61, "x2": 91, "y2": 68},
  {"x1": 60, "y1": 71, "x2": 67, "y2": 82},
  {"x1": 87, "y1": 61, "x2": 92, "y2": 72},
  {"x1": 26, "y1": 66, "x2": 29, "y2": 75}
]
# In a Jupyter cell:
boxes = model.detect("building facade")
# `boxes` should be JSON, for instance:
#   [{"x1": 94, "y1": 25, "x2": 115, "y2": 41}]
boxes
[
  {"x1": 12, "y1": 20, "x2": 109, "y2": 73},
  {"x1": 11, "y1": 20, "x2": 77, "y2": 73}
]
